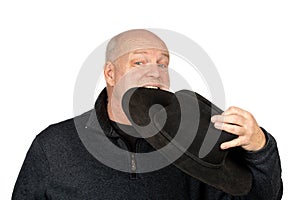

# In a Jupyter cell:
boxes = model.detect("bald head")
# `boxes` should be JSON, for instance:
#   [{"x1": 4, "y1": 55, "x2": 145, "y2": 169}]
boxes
[{"x1": 106, "y1": 29, "x2": 168, "y2": 62}]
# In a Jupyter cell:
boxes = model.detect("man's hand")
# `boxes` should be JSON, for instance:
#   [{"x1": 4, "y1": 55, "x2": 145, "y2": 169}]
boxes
[{"x1": 211, "y1": 106, "x2": 266, "y2": 151}]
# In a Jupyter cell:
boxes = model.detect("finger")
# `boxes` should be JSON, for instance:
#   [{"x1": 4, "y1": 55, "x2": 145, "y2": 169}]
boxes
[
  {"x1": 220, "y1": 138, "x2": 242, "y2": 150},
  {"x1": 214, "y1": 122, "x2": 243, "y2": 135},
  {"x1": 222, "y1": 106, "x2": 248, "y2": 118},
  {"x1": 211, "y1": 115, "x2": 224, "y2": 123},
  {"x1": 211, "y1": 114, "x2": 246, "y2": 126}
]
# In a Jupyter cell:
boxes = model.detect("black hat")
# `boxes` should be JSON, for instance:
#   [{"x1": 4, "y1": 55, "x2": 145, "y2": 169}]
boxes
[{"x1": 121, "y1": 87, "x2": 252, "y2": 196}]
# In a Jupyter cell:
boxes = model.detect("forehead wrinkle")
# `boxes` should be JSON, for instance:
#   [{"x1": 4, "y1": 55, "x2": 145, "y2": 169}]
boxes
[{"x1": 131, "y1": 49, "x2": 169, "y2": 57}]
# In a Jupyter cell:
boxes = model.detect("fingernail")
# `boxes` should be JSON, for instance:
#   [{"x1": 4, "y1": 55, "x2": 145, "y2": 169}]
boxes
[{"x1": 211, "y1": 116, "x2": 216, "y2": 122}]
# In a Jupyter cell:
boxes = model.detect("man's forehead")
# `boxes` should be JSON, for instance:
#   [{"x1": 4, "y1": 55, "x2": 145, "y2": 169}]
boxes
[{"x1": 106, "y1": 29, "x2": 169, "y2": 62}]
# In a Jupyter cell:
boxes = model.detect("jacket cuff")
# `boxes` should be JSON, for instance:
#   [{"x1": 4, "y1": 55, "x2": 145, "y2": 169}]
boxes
[{"x1": 243, "y1": 127, "x2": 277, "y2": 163}]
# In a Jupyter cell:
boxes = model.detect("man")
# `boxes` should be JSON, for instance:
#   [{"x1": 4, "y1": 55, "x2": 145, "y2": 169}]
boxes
[{"x1": 13, "y1": 29, "x2": 282, "y2": 199}]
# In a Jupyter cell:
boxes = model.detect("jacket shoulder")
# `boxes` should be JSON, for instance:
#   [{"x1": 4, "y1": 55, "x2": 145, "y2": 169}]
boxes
[{"x1": 36, "y1": 110, "x2": 93, "y2": 145}]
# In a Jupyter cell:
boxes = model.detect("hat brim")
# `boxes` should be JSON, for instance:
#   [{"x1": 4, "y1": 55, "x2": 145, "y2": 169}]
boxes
[{"x1": 122, "y1": 87, "x2": 252, "y2": 196}]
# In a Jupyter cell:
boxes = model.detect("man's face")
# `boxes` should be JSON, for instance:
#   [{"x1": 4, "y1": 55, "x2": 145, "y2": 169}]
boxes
[{"x1": 109, "y1": 48, "x2": 170, "y2": 99}]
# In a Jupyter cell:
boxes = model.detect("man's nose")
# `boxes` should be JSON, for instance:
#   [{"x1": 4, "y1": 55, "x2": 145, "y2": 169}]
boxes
[{"x1": 146, "y1": 64, "x2": 161, "y2": 78}]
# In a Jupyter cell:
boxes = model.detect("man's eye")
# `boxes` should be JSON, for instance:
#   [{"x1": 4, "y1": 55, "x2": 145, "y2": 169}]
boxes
[
  {"x1": 158, "y1": 64, "x2": 167, "y2": 68},
  {"x1": 134, "y1": 61, "x2": 144, "y2": 65}
]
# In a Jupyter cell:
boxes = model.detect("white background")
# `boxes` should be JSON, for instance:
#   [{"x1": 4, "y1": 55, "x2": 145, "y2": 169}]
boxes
[{"x1": 1, "y1": 0, "x2": 299, "y2": 199}]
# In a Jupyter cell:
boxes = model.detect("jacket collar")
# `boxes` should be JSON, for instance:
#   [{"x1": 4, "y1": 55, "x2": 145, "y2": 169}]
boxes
[{"x1": 85, "y1": 88, "x2": 119, "y2": 138}]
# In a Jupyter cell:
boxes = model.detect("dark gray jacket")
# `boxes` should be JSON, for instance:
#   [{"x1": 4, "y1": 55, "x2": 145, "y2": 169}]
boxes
[{"x1": 12, "y1": 89, "x2": 283, "y2": 200}]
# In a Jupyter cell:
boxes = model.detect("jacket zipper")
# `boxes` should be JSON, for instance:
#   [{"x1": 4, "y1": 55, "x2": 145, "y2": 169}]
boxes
[
  {"x1": 117, "y1": 135, "x2": 139, "y2": 179},
  {"x1": 130, "y1": 152, "x2": 137, "y2": 179}
]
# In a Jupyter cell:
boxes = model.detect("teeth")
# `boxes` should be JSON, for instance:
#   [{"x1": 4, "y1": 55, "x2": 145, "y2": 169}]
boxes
[{"x1": 144, "y1": 86, "x2": 159, "y2": 89}]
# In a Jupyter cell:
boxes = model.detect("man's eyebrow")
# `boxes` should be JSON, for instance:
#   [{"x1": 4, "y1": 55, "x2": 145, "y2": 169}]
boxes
[{"x1": 161, "y1": 52, "x2": 169, "y2": 59}]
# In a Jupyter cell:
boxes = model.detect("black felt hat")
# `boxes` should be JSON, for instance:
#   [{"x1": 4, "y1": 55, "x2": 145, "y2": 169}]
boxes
[{"x1": 121, "y1": 87, "x2": 252, "y2": 196}]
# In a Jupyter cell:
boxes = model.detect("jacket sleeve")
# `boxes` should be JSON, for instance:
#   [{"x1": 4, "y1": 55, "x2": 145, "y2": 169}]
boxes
[
  {"x1": 12, "y1": 136, "x2": 49, "y2": 200},
  {"x1": 238, "y1": 128, "x2": 283, "y2": 200}
]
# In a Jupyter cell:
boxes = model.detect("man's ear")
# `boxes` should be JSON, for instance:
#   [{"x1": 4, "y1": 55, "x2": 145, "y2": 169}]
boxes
[{"x1": 104, "y1": 62, "x2": 115, "y2": 86}]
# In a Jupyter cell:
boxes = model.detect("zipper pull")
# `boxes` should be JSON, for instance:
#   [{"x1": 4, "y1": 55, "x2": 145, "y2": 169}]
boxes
[{"x1": 131, "y1": 153, "x2": 137, "y2": 172}]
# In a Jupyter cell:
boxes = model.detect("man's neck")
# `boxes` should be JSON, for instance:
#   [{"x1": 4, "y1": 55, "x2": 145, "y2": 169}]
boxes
[{"x1": 107, "y1": 100, "x2": 131, "y2": 125}]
